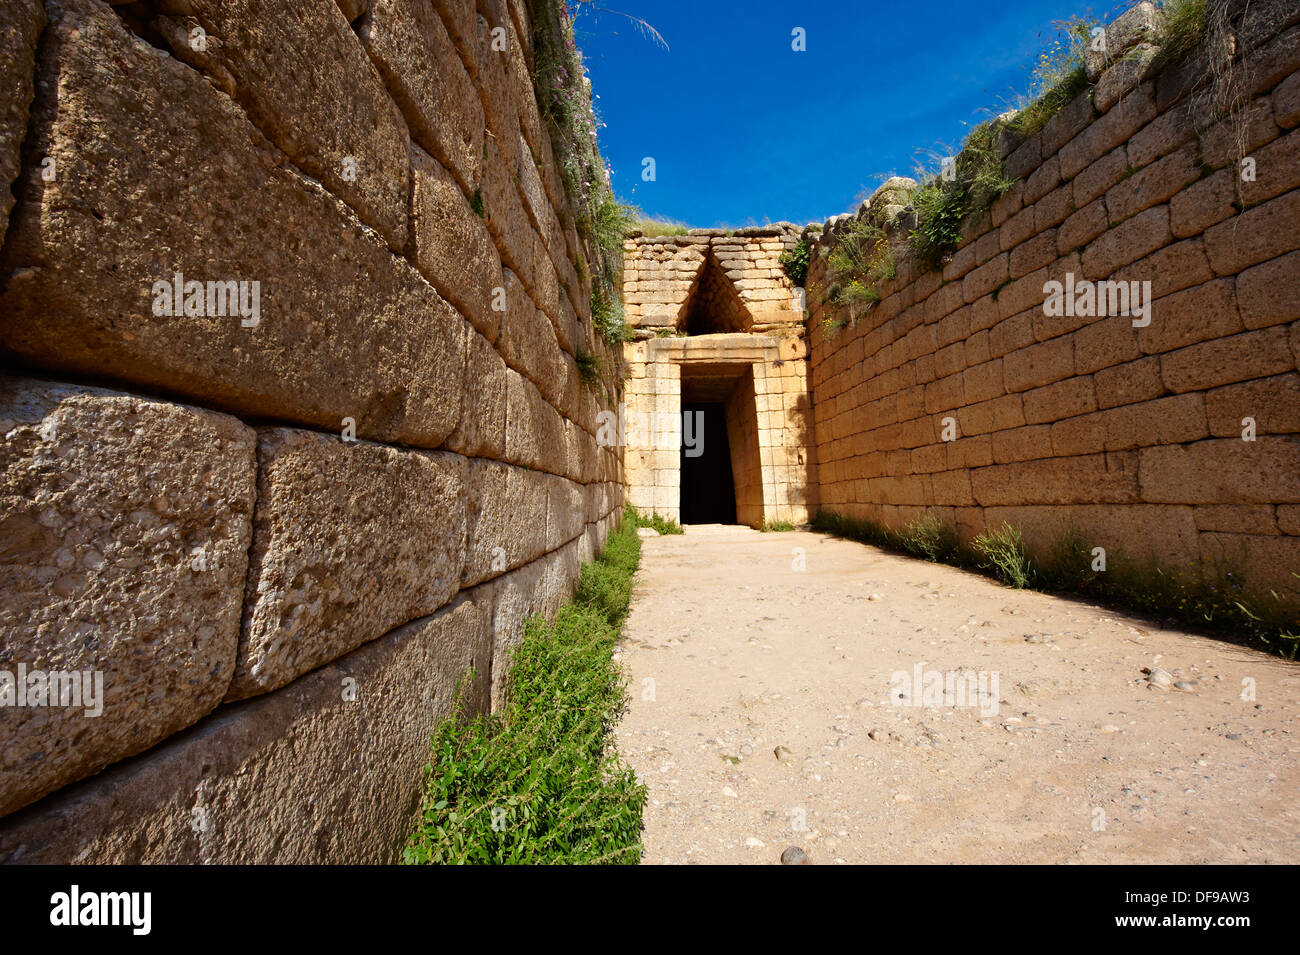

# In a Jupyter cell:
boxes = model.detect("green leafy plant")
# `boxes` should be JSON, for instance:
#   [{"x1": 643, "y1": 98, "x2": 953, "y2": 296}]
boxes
[
  {"x1": 972, "y1": 522, "x2": 1035, "y2": 589},
  {"x1": 898, "y1": 509, "x2": 961, "y2": 562},
  {"x1": 575, "y1": 346, "x2": 602, "y2": 387},
  {"x1": 404, "y1": 513, "x2": 647, "y2": 865},
  {"x1": 591, "y1": 278, "x2": 629, "y2": 346},
  {"x1": 761, "y1": 519, "x2": 796, "y2": 532},
  {"x1": 908, "y1": 181, "x2": 967, "y2": 272},
  {"x1": 470, "y1": 187, "x2": 485, "y2": 218},
  {"x1": 779, "y1": 240, "x2": 811, "y2": 286}
]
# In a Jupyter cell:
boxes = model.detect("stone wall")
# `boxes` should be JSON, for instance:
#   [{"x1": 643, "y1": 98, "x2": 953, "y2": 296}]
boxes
[
  {"x1": 0, "y1": 0, "x2": 623, "y2": 862},
  {"x1": 624, "y1": 229, "x2": 804, "y2": 336},
  {"x1": 807, "y1": 0, "x2": 1300, "y2": 603}
]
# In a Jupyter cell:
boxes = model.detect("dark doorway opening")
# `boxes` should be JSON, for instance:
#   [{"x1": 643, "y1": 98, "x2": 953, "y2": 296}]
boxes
[{"x1": 680, "y1": 402, "x2": 736, "y2": 524}]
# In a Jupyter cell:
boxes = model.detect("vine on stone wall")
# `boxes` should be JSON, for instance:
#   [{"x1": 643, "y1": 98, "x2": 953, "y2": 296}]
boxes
[{"x1": 530, "y1": 0, "x2": 645, "y2": 346}]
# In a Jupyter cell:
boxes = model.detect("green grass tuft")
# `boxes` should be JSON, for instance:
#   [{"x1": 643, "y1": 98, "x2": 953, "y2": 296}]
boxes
[
  {"x1": 971, "y1": 522, "x2": 1035, "y2": 589},
  {"x1": 1150, "y1": 0, "x2": 1210, "y2": 74},
  {"x1": 898, "y1": 509, "x2": 961, "y2": 562},
  {"x1": 403, "y1": 514, "x2": 647, "y2": 865},
  {"x1": 632, "y1": 214, "x2": 690, "y2": 237},
  {"x1": 631, "y1": 507, "x2": 684, "y2": 535}
]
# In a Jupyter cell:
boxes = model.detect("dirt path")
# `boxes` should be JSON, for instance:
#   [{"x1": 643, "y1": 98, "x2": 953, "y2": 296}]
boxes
[{"x1": 613, "y1": 525, "x2": 1300, "y2": 865}]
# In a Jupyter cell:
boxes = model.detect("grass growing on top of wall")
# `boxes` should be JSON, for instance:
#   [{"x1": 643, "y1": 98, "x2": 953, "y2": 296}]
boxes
[
  {"x1": 632, "y1": 214, "x2": 691, "y2": 237},
  {"x1": 1003, "y1": 16, "x2": 1094, "y2": 138},
  {"x1": 532, "y1": 0, "x2": 643, "y2": 348},
  {"x1": 403, "y1": 513, "x2": 646, "y2": 864},
  {"x1": 1151, "y1": 0, "x2": 1210, "y2": 73},
  {"x1": 908, "y1": 122, "x2": 1017, "y2": 271},
  {"x1": 811, "y1": 4, "x2": 1221, "y2": 332},
  {"x1": 812, "y1": 509, "x2": 1300, "y2": 660}
]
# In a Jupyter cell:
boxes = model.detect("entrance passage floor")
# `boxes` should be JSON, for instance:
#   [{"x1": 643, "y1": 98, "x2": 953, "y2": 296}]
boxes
[{"x1": 614, "y1": 525, "x2": 1300, "y2": 864}]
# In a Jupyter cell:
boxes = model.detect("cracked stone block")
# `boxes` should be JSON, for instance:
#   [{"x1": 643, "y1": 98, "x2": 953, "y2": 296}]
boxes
[
  {"x1": 0, "y1": 597, "x2": 490, "y2": 863},
  {"x1": 227, "y1": 428, "x2": 467, "y2": 700},
  {"x1": 0, "y1": 376, "x2": 256, "y2": 818},
  {"x1": 0, "y1": 0, "x2": 43, "y2": 246},
  {"x1": 0, "y1": 0, "x2": 465, "y2": 449}
]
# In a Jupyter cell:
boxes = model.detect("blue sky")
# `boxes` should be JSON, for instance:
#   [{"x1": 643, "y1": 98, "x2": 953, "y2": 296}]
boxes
[{"x1": 575, "y1": 0, "x2": 1121, "y2": 228}]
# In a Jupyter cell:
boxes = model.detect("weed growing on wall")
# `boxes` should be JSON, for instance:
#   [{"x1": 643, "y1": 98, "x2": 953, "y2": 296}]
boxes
[
  {"x1": 1151, "y1": 0, "x2": 1210, "y2": 73},
  {"x1": 403, "y1": 512, "x2": 647, "y2": 864},
  {"x1": 532, "y1": 0, "x2": 646, "y2": 347},
  {"x1": 909, "y1": 122, "x2": 1015, "y2": 271},
  {"x1": 761, "y1": 519, "x2": 797, "y2": 532},
  {"x1": 574, "y1": 346, "x2": 603, "y2": 387},
  {"x1": 589, "y1": 279, "x2": 629, "y2": 347},
  {"x1": 1005, "y1": 16, "x2": 1094, "y2": 137},
  {"x1": 821, "y1": 219, "x2": 896, "y2": 308},
  {"x1": 779, "y1": 239, "x2": 810, "y2": 286}
]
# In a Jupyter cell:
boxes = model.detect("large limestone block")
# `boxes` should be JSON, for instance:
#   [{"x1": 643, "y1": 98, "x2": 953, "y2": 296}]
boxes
[
  {"x1": 411, "y1": 145, "x2": 503, "y2": 343},
  {"x1": 432, "y1": 0, "x2": 478, "y2": 62},
  {"x1": 545, "y1": 473, "x2": 587, "y2": 550},
  {"x1": 0, "y1": 0, "x2": 465, "y2": 449},
  {"x1": 504, "y1": 368, "x2": 567, "y2": 474},
  {"x1": 462, "y1": 458, "x2": 548, "y2": 587},
  {"x1": 444, "y1": 324, "x2": 507, "y2": 459},
  {"x1": 497, "y1": 266, "x2": 565, "y2": 406},
  {"x1": 361, "y1": 0, "x2": 484, "y2": 192},
  {"x1": 0, "y1": 0, "x2": 43, "y2": 246},
  {"x1": 228, "y1": 429, "x2": 467, "y2": 700},
  {"x1": 471, "y1": 3, "x2": 521, "y2": 150},
  {"x1": 483, "y1": 557, "x2": 542, "y2": 708},
  {"x1": 480, "y1": 135, "x2": 538, "y2": 294},
  {"x1": 160, "y1": 0, "x2": 410, "y2": 251},
  {"x1": 0, "y1": 598, "x2": 490, "y2": 863},
  {"x1": 0, "y1": 377, "x2": 256, "y2": 818}
]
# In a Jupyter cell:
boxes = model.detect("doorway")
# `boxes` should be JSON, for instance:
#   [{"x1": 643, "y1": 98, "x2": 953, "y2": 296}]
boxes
[{"x1": 679, "y1": 401, "x2": 736, "y2": 524}]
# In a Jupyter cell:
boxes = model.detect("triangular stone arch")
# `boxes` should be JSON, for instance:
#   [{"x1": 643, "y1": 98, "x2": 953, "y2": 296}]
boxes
[{"x1": 676, "y1": 248, "x2": 753, "y2": 335}]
